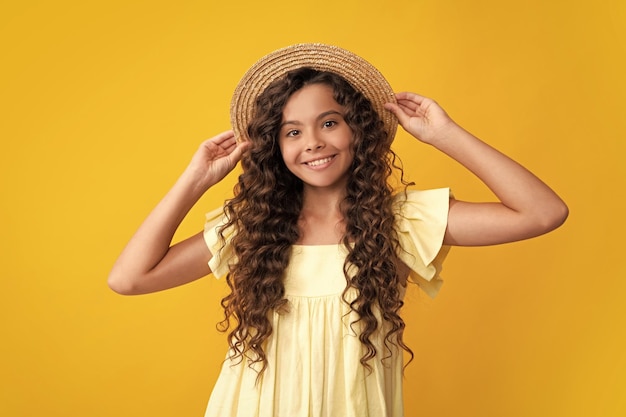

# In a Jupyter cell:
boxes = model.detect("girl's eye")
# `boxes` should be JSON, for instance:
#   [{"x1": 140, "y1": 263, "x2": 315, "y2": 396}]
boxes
[
  {"x1": 323, "y1": 120, "x2": 337, "y2": 128},
  {"x1": 286, "y1": 129, "x2": 300, "y2": 137}
]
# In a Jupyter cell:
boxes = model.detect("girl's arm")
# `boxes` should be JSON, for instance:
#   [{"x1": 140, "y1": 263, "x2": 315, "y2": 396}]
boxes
[
  {"x1": 385, "y1": 92, "x2": 568, "y2": 246},
  {"x1": 108, "y1": 130, "x2": 249, "y2": 295}
]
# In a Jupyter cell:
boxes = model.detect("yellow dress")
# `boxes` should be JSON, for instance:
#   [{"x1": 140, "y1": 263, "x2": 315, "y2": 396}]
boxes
[{"x1": 202, "y1": 189, "x2": 450, "y2": 417}]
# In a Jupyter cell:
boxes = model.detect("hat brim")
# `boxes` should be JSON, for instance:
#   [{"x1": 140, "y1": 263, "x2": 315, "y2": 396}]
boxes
[{"x1": 230, "y1": 43, "x2": 398, "y2": 143}]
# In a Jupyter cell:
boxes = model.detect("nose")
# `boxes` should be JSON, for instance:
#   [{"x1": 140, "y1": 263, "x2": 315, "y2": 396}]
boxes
[{"x1": 304, "y1": 131, "x2": 325, "y2": 151}]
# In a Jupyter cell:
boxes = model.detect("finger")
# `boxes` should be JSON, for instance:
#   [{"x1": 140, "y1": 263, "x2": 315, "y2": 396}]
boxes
[
  {"x1": 396, "y1": 100, "x2": 420, "y2": 114},
  {"x1": 396, "y1": 91, "x2": 428, "y2": 104},
  {"x1": 222, "y1": 141, "x2": 238, "y2": 153},
  {"x1": 384, "y1": 102, "x2": 412, "y2": 126},
  {"x1": 397, "y1": 102, "x2": 417, "y2": 114},
  {"x1": 208, "y1": 130, "x2": 236, "y2": 145},
  {"x1": 227, "y1": 140, "x2": 251, "y2": 163}
]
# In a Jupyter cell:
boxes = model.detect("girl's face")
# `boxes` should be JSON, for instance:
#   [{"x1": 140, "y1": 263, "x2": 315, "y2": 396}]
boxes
[{"x1": 278, "y1": 83, "x2": 354, "y2": 194}]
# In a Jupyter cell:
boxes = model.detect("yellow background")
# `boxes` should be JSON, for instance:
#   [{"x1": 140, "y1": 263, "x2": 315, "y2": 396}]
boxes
[{"x1": 1, "y1": 0, "x2": 624, "y2": 416}]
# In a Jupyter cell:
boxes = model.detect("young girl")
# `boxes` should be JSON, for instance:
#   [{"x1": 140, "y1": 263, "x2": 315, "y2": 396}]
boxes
[{"x1": 108, "y1": 44, "x2": 568, "y2": 417}]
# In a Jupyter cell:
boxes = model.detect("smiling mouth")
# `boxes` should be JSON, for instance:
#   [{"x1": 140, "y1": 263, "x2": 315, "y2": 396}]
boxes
[{"x1": 305, "y1": 156, "x2": 335, "y2": 167}]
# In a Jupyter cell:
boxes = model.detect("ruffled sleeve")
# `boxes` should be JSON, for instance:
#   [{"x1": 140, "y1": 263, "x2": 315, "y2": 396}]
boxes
[
  {"x1": 394, "y1": 188, "x2": 451, "y2": 298},
  {"x1": 203, "y1": 206, "x2": 236, "y2": 279}
]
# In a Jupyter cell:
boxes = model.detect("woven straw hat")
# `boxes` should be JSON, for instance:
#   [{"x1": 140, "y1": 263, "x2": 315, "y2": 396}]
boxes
[{"x1": 230, "y1": 43, "x2": 398, "y2": 143}]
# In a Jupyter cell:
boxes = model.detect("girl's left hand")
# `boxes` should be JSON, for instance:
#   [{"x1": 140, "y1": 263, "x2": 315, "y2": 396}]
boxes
[{"x1": 385, "y1": 92, "x2": 457, "y2": 145}]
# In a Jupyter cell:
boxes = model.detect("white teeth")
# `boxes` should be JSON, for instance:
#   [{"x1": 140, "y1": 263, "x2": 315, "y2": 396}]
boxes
[{"x1": 306, "y1": 157, "x2": 333, "y2": 167}]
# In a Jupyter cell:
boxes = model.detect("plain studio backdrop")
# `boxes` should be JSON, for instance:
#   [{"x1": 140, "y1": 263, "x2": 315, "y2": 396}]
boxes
[{"x1": 1, "y1": 0, "x2": 624, "y2": 416}]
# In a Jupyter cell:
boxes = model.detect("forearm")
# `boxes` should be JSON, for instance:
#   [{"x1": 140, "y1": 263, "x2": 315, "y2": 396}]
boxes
[
  {"x1": 107, "y1": 131, "x2": 248, "y2": 294},
  {"x1": 107, "y1": 170, "x2": 209, "y2": 294},
  {"x1": 434, "y1": 124, "x2": 568, "y2": 242},
  {"x1": 437, "y1": 125, "x2": 560, "y2": 209},
  {"x1": 387, "y1": 93, "x2": 567, "y2": 245}
]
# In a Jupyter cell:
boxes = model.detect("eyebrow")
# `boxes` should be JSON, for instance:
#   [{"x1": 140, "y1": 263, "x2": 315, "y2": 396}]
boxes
[{"x1": 280, "y1": 110, "x2": 344, "y2": 129}]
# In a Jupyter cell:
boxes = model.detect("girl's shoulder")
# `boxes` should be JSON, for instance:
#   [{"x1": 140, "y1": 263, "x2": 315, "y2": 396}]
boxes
[
  {"x1": 392, "y1": 187, "x2": 451, "y2": 216},
  {"x1": 393, "y1": 188, "x2": 451, "y2": 298}
]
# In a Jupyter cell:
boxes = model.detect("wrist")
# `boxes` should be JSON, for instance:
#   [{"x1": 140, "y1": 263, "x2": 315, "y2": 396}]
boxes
[
  {"x1": 177, "y1": 167, "x2": 213, "y2": 199},
  {"x1": 423, "y1": 121, "x2": 463, "y2": 148}
]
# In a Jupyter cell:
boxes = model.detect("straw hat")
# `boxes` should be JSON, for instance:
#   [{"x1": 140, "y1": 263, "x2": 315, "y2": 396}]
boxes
[{"x1": 230, "y1": 43, "x2": 398, "y2": 143}]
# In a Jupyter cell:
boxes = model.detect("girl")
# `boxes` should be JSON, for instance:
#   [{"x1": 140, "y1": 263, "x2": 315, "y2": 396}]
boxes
[{"x1": 108, "y1": 44, "x2": 568, "y2": 416}]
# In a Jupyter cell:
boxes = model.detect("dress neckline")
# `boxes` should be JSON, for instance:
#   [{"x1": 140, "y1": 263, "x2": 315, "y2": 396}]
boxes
[{"x1": 292, "y1": 243, "x2": 342, "y2": 248}]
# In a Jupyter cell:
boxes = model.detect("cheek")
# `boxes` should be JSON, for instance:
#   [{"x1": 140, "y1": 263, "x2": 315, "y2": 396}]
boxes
[
  {"x1": 278, "y1": 142, "x2": 298, "y2": 169},
  {"x1": 344, "y1": 126, "x2": 356, "y2": 147},
  {"x1": 278, "y1": 141, "x2": 288, "y2": 160},
  {"x1": 346, "y1": 131, "x2": 357, "y2": 152}
]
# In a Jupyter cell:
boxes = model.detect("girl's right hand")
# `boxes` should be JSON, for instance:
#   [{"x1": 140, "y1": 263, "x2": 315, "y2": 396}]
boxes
[{"x1": 186, "y1": 130, "x2": 250, "y2": 189}]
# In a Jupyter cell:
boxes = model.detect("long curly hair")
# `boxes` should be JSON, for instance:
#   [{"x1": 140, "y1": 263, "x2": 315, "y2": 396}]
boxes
[{"x1": 217, "y1": 67, "x2": 412, "y2": 377}]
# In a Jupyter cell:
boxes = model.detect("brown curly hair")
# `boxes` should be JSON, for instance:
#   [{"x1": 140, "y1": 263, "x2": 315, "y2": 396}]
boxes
[{"x1": 217, "y1": 67, "x2": 412, "y2": 377}]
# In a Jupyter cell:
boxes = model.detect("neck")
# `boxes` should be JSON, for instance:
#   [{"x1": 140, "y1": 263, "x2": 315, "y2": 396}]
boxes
[
  {"x1": 296, "y1": 185, "x2": 347, "y2": 245},
  {"x1": 300, "y1": 185, "x2": 346, "y2": 216}
]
